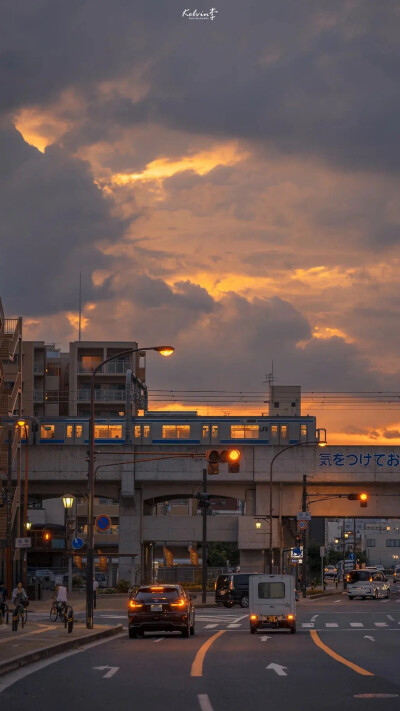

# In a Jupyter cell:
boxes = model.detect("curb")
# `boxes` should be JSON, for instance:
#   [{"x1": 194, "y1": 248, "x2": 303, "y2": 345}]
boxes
[{"x1": 0, "y1": 624, "x2": 123, "y2": 677}]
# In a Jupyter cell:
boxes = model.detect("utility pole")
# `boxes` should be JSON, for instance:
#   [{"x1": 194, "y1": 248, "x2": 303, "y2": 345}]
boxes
[
  {"x1": 202, "y1": 467, "x2": 208, "y2": 604},
  {"x1": 301, "y1": 474, "x2": 307, "y2": 599},
  {"x1": 5, "y1": 429, "x2": 13, "y2": 595}
]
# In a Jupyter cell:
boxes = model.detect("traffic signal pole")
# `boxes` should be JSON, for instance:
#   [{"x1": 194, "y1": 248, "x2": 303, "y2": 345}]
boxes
[
  {"x1": 202, "y1": 467, "x2": 208, "y2": 604},
  {"x1": 301, "y1": 475, "x2": 307, "y2": 599}
]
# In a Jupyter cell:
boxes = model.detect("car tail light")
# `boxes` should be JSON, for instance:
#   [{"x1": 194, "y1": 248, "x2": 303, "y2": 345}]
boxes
[
  {"x1": 170, "y1": 598, "x2": 186, "y2": 608},
  {"x1": 287, "y1": 614, "x2": 294, "y2": 620},
  {"x1": 250, "y1": 615, "x2": 258, "y2": 621},
  {"x1": 129, "y1": 600, "x2": 144, "y2": 609}
]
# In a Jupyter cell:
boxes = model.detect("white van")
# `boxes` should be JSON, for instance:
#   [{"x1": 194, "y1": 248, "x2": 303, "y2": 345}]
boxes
[{"x1": 249, "y1": 574, "x2": 296, "y2": 634}]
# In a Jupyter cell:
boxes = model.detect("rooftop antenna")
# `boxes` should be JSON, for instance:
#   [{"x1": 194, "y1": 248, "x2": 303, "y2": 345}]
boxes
[
  {"x1": 264, "y1": 361, "x2": 275, "y2": 412},
  {"x1": 78, "y1": 272, "x2": 82, "y2": 341}
]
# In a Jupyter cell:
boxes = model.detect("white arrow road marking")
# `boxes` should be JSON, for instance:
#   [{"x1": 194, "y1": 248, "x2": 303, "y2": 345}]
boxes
[
  {"x1": 311, "y1": 615, "x2": 319, "y2": 622},
  {"x1": 93, "y1": 666, "x2": 119, "y2": 679},
  {"x1": 364, "y1": 636, "x2": 375, "y2": 641},
  {"x1": 153, "y1": 638, "x2": 164, "y2": 643},
  {"x1": 198, "y1": 694, "x2": 214, "y2": 711},
  {"x1": 266, "y1": 663, "x2": 288, "y2": 676},
  {"x1": 387, "y1": 615, "x2": 395, "y2": 621},
  {"x1": 260, "y1": 636, "x2": 271, "y2": 642}
]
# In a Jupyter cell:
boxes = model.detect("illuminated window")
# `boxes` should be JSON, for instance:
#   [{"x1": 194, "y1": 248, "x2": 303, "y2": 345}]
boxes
[
  {"x1": 211, "y1": 425, "x2": 218, "y2": 438},
  {"x1": 143, "y1": 425, "x2": 150, "y2": 438},
  {"x1": 271, "y1": 425, "x2": 278, "y2": 438},
  {"x1": 162, "y1": 425, "x2": 191, "y2": 439},
  {"x1": 41, "y1": 425, "x2": 55, "y2": 439},
  {"x1": 301, "y1": 424, "x2": 307, "y2": 438},
  {"x1": 75, "y1": 425, "x2": 83, "y2": 438},
  {"x1": 67, "y1": 425, "x2": 73, "y2": 438},
  {"x1": 80, "y1": 355, "x2": 102, "y2": 372},
  {"x1": 109, "y1": 425, "x2": 122, "y2": 439},
  {"x1": 134, "y1": 425, "x2": 141, "y2": 438},
  {"x1": 280, "y1": 425, "x2": 288, "y2": 439},
  {"x1": 94, "y1": 425, "x2": 122, "y2": 439},
  {"x1": 231, "y1": 425, "x2": 259, "y2": 439},
  {"x1": 202, "y1": 425, "x2": 209, "y2": 438}
]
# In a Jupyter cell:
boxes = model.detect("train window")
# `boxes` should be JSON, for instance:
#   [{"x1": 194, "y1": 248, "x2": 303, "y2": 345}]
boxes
[
  {"x1": 135, "y1": 425, "x2": 141, "y2": 438},
  {"x1": 109, "y1": 425, "x2": 122, "y2": 439},
  {"x1": 280, "y1": 425, "x2": 288, "y2": 439},
  {"x1": 212, "y1": 425, "x2": 218, "y2": 438},
  {"x1": 271, "y1": 425, "x2": 278, "y2": 438},
  {"x1": 75, "y1": 425, "x2": 83, "y2": 438},
  {"x1": 143, "y1": 425, "x2": 150, "y2": 438},
  {"x1": 301, "y1": 424, "x2": 307, "y2": 439},
  {"x1": 231, "y1": 425, "x2": 259, "y2": 439},
  {"x1": 162, "y1": 425, "x2": 191, "y2": 439},
  {"x1": 94, "y1": 425, "x2": 122, "y2": 439},
  {"x1": 67, "y1": 425, "x2": 73, "y2": 438},
  {"x1": 202, "y1": 425, "x2": 209, "y2": 438},
  {"x1": 41, "y1": 425, "x2": 55, "y2": 439}
]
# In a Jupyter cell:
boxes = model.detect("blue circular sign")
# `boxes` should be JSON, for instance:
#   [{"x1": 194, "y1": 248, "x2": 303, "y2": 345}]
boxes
[
  {"x1": 348, "y1": 552, "x2": 357, "y2": 561},
  {"x1": 72, "y1": 537, "x2": 84, "y2": 550},
  {"x1": 95, "y1": 514, "x2": 112, "y2": 532},
  {"x1": 292, "y1": 547, "x2": 302, "y2": 556}
]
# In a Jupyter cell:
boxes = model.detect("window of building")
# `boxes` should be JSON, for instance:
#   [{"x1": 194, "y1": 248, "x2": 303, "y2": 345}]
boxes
[
  {"x1": 211, "y1": 425, "x2": 218, "y2": 438},
  {"x1": 46, "y1": 362, "x2": 60, "y2": 376},
  {"x1": 230, "y1": 425, "x2": 259, "y2": 439},
  {"x1": 386, "y1": 540, "x2": 400, "y2": 547},
  {"x1": 280, "y1": 425, "x2": 288, "y2": 439},
  {"x1": 274, "y1": 402, "x2": 279, "y2": 408},
  {"x1": 67, "y1": 425, "x2": 73, "y2": 438},
  {"x1": 366, "y1": 539, "x2": 376, "y2": 547},
  {"x1": 80, "y1": 355, "x2": 102, "y2": 372},
  {"x1": 202, "y1": 425, "x2": 209, "y2": 438},
  {"x1": 41, "y1": 424, "x2": 55, "y2": 439},
  {"x1": 134, "y1": 425, "x2": 141, "y2": 438},
  {"x1": 143, "y1": 425, "x2": 150, "y2": 438},
  {"x1": 162, "y1": 425, "x2": 191, "y2": 439}
]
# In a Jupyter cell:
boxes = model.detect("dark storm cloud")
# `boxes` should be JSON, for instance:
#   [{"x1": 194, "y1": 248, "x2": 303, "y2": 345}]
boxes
[{"x1": 0, "y1": 125, "x2": 126, "y2": 314}]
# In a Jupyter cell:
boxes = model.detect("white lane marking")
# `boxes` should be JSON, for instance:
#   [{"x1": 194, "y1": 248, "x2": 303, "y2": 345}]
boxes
[
  {"x1": 333, "y1": 600, "x2": 342, "y2": 603},
  {"x1": 153, "y1": 638, "x2": 164, "y2": 643},
  {"x1": 0, "y1": 631, "x2": 126, "y2": 693},
  {"x1": 266, "y1": 663, "x2": 288, "y2": 676},
  {"x1": 387, "y1": 615, "x2": 395, "y2": 621},
  {"x1": 260, "y1": 636, "x2": 271, "y2": 642},
  {"x1": 227, "y1": 624, "x2": 241, "y2": 628},
  {"x1": 354, "y1": 694, "x2": 399, "y2": 699},
  {"x1": 301, "y1": 623, "x2": 314, "y2": 628},
  {"x1": 232, "y1": 614, "x2": 249, "y2": 623},
  {"x1": 325, "y1": 623, "x2": 338, "y2": 628},
  {"x1": 198, "y1": 694, "x2": 214, "y2": 711},
  {"x1": 204, "y1": 624, "x2": 218, "y2": 629},
  {"x1": 93, "y1": 665, "x2": 119, "y2": 679},
  {"x1": 99, "y1": 615, "x2": 126, "y2": 619},
  {"x1": 311, "y1": 615, "x2": 319, "y2": 622},
  {"x1": 364, "y1": 636, "x2": 375, "y2": 641},
  {"x1": 374, "y1": 622, "x2": 388, "y2": 627},
  {"x1": 350, "y1": 623, "x2": 364, "y2": 628}
]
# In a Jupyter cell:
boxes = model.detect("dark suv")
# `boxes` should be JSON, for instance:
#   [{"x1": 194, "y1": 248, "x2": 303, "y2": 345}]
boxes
[
  {"x1": 215, "y1": 573, "x2": 251, "y2": 608},
  {"x1": 128, "y1": 585, "x2": 195, "y2": 638}
]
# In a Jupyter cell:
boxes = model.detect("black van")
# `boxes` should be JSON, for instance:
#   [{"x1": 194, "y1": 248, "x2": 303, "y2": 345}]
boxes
[{"x1": 215, "y1": 573, "x2": 251, "y2": 608}]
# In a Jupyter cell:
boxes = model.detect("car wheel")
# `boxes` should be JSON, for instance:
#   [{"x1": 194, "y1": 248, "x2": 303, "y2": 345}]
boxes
[
  {"x1": 374, "y1": 589, "x2": 379, "y2": 599},
  {"x1": 129, "y1": 628, "x2": 137, "y2": 638},
  {"x1": 361, "y1": 596, "x2": 366, "y2": 600},
  {"x1": 291, "y1": 626, "x2": 296, "y2": 634},
  {"x1": 386, "y1": 589, "x2": 391, "y2": 599},
  {"x1": 224, "y1": 600, "x2": 234, "y2": 608},
  {"x1": 348, "y1": 596, "x2": 354, "y2": 600},
  {"x1": 190, "y1": 623, "x2": 195, "y2": 636},
  {"x1": 250, "y1": 626, "x2": 257, "y2": 634},
  {"x1": 240, "y1": 595, "x2": 249, "y2": 608},
  {"x1": 182, "y1": 622, "x2": 190, "y2": 638}
]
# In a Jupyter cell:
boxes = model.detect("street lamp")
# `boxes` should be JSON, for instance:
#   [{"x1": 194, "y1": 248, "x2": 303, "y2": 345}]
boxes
[
  {"x1": 62, "y1": 495, "x2": 75, "y2": 590},
  {"x1": 268, "y1": 436, "x2": 327, "y2": 579},
  {"x1": 86, "y1": 344, "x2": 174, "y2": 629}
]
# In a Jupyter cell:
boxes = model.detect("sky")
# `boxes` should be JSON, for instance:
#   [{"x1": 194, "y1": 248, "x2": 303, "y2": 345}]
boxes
[{"x1": 2, "y1": 0, "x2": 400, "y2": 443}]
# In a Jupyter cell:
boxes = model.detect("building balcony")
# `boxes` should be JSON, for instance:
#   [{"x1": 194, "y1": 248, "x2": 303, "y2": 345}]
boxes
[
  {"x1": 34, "y1": 362, "x2": 44, "y2": 374},
  {"x1": 77, "y1": 361, "x2": 129, "y2": 375},
  {"x1": 33, "y1": 389, "x2": 44, "y2": 403},
  {"x1": 78, "y1": 389, "x2": 126, "y2": 402}
]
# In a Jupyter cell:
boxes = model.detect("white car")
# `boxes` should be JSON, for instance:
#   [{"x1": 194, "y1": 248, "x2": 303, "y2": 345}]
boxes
[{"x1": 347, "y1": 570, "x2": 390, "y2": 600}]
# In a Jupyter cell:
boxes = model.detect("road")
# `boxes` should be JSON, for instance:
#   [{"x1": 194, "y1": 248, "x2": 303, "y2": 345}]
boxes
[{"x1": 2, "y1": 588, "x2": 400, "y2": 710}]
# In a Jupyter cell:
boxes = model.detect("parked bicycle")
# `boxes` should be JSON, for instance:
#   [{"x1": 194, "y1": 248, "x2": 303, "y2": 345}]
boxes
[{"x1": 50, "y1": 600, "x2": 67, "y2": 622}]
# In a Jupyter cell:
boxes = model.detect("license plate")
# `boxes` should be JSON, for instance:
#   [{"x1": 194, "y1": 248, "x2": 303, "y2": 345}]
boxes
[{"x1": 151, "y1": 604, "x2": 162, "y2": 612}]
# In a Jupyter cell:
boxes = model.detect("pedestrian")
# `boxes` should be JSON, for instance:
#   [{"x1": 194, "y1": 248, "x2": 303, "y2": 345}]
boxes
[{"x1": 93, "y1": 577, "x2": 99, "y2": 608}]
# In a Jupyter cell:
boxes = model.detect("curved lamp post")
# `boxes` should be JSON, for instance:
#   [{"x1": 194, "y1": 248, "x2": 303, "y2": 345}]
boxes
[
  {"x1": 86, "y1": 345, "x2": 174, "y2": 629},
  {"x1": 268, "y1": 435, "x2": 326, "y2": 586}
]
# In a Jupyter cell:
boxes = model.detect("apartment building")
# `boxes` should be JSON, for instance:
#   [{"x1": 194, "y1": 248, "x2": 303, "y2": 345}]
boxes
[{"x1": 21, "y1": 342, "x2": 62, "y2": 417}]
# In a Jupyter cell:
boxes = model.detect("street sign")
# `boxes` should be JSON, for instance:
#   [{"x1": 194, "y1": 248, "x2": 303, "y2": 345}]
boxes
[
  {"x1": 297, "y1": 511, "x2": 311, "y2": 521},
  {"x1": 291, "y1": 547, "x2": 302, "y2": 557},
  {"x1": 297, "y1": 520, "x2": 308, "y2": 530},
  {"x1": 72, "y1": 537, "x2": 84, "y2": 550},
  {"x1": 15, "y1": 537, "x2": 31, "y2": 548},
  {"x1": 95, "y1": 514, "x2": 112, "y2": 532},
  {"x1": 348, "y1": 552, "x2": 357, "y2": 561}
]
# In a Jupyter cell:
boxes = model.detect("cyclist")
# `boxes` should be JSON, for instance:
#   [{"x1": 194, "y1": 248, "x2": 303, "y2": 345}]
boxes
[
  {"x1": 53, "y1": 582, "x2": 68, "y2": 614},
  {"x1": 11, "y1": 582, "x2": 28, "y2": 607}
]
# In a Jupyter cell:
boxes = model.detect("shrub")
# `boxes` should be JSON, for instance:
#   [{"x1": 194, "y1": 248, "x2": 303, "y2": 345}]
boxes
[
  {"x1": 72, "y1": 575, "x2": 84, "y2": 587},
  {"x1": 116, "y1": 579, "x2": 130, "y2": 593}
]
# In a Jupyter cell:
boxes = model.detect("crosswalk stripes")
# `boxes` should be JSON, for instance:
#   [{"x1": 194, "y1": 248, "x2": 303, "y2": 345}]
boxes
[
  {"x1": 350, "y1": 623, "x2": 363, "y2": 627},
  {"x1": 301, "y1": 620, "x2": 399, "y2": 629}
]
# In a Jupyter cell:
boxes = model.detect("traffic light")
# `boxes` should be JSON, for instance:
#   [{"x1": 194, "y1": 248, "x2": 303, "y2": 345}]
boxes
[
  {"x1": 206, "y1": 449, "x2": 241, "y2": 475},
  {"x1": 348, "y1": 493, "x2": 368, "y2": 507},
  {"x1": 295, "y1": 534, "x2": 301, "y2": 546}
]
